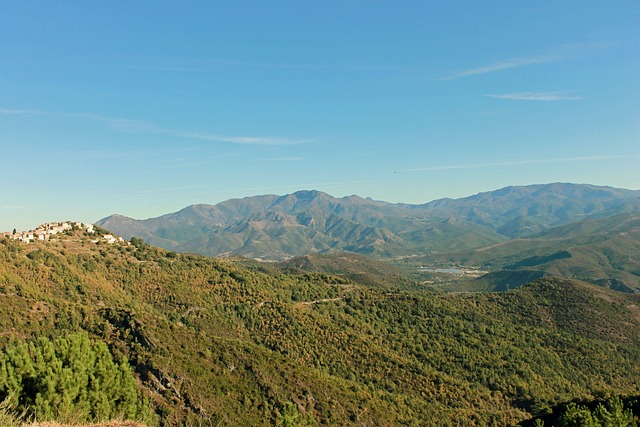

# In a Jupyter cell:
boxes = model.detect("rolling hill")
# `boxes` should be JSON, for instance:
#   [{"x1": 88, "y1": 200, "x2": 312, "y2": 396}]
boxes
[
  {"x1": 2, "y1": 229, "x2": 640, "y2": 425},
  {"x1": 277, "y1": 252, "x2": 422, "y2": 290}
]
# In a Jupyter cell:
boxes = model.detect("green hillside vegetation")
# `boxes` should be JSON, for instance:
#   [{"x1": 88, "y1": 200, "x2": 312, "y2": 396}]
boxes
[
  {"x1": 519, "y1": 395, "x2": 640, "y2": 426},
  {"x1": 0, "y1": 333, "x2": 156, "y2": 425},
  {"x1": 1, "y1": 230, "x2": 640, "y2": 425},
  {"x1": 277, "y1": 253, "x2": 423, "y2": 290},
  {"x1": 421, "y1": 214, "x2": 640, "y2": 292}
]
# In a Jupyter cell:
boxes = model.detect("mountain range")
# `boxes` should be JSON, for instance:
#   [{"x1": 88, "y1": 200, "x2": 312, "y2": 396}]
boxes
[
  {"x1": 98, "y1": 183, "x2": 640, "y2": 260},
  {"x1": 97, "y1": 183, "x2": 640, "y2": 292}
]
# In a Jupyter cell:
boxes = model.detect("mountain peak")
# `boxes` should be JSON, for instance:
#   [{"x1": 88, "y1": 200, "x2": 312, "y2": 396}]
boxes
[
  {"x1": 269, "y1": 190, "x2": 333, "y2": 210},
  {"x1": 291, "y1": 189, "x2": 329, "y2": 201}
]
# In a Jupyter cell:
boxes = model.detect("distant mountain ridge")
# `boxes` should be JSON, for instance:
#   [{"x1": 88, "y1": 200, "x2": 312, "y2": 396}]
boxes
[
  {"x1": 416, "y1": 183, "x2": 640, "y2": 234},
  {"x1": 98, "y1": 183, "x2": 640, "y2": 261}
]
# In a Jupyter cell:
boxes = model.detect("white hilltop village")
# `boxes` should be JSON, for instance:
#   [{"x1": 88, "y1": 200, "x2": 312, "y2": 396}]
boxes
[{"x1": 1, "y1": 221, "x2": 125, "y2": 245}]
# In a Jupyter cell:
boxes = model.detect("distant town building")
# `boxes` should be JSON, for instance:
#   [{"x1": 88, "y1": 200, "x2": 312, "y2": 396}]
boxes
[
  {"x1": 101, "y1": 234, "x2": 124, "y2": 244},
  {"x1": 1, "y1": 221, "x2": 101, "y2": 244}
]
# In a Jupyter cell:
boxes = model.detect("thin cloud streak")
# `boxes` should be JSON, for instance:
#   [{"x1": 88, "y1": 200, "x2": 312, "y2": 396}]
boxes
[
  {"x1": 79, "y1": 114, "x2": 161, "y2": 133},
  {"x1": 0, "y1": 107, "x2": 307, "y2": 146},
  {"x1": 407, "y1": 155, "x2": 634, "y2": 172},
  {"x1": 440, "y1": 54, "x2": 559, "y2": 80},
  {"x1": 0, "y1": 108, "x2": 50, "y2": 116},
  {"x1": 440, "y1": 42, "x2": 605, "y2": 81},
  {"x1": 174, "y1": 131, "x2": 308, "y2": 146},
  {"x1": 487, "y1": 92, "x2": 583, "y2": 101}
]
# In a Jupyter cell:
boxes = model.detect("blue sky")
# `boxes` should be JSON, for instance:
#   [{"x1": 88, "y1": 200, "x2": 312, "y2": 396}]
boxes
[{"x1": 1, "y1": 1, "x2": 639, "y2": 231}]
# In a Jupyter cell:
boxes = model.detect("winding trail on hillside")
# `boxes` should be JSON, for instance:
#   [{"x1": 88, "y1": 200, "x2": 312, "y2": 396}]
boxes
[{"x1": 293, "y1": 297, "x2": 344, "y2": 308}]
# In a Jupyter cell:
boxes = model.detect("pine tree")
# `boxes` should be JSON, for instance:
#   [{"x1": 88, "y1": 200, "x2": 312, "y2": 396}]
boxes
[{"x1": 0, "y1": 333, "x2": 156, "y2": 424}]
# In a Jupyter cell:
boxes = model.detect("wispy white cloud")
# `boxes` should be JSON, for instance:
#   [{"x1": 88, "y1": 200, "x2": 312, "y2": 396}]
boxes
[
  {"x1": 486, "y1": 92, "x2": 582, "y2": 101},
  {"x1": 93, "y1": 116, "x2": 307, "y2": 145},
  {"x1": 407, "y1": 155, "x2": 633, "y2": 172},
  {"x1": 439, "y1": 43, "x2": 604, "y2": 81},
  {"x1": 440, "y1": 54, "x2": 559, "y2": 81},
  {"x1": 0, "y1": 108, "x2": 50, "y2": 116},
  {"x1": 173, "y1": 131, "x2": 308, "y2": 146},
  {"x1": 78, "y1": 113, "x2": 161, "y2": 133},
  {"x1": 0, "y1": 106, "x2": 307, "y2": 146}
]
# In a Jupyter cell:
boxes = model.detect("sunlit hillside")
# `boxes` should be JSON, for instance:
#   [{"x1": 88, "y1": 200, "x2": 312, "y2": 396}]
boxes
[{"x1": 2, "y1": 228, "x2": 640, "y2": 425}]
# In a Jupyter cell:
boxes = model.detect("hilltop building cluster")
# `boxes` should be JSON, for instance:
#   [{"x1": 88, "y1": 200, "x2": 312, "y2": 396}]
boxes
[
  {"x1": 1, "y1": 221, "x2": 93, "y2": 243},
  {"x1": 1, "y1": 221, "x2": 125, "y2": 245}
]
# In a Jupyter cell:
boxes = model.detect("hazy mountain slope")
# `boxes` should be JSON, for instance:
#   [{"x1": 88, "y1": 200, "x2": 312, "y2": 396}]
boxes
[
  {"x1": 2, "y1": 232, "x2": 640, "y2": 425},
  {"x1": 176, "y1": 210, "x2": 409, "y2": 259},
  {"x1": 98, "y1": 183, "x2": 640, "y2": 261},
  {"x1": 98, "y1": 195, "x2": 280, "y2": 248},
  {"x1": 425, "y1": 214, "x2": 640, "y2": 292},
  {"x1": 395, "y1": 216, "x2": 504, "y2": 252},
  {"x1": 416, "y1": 183, "x2": 640, "y2": 237},
  {"x1": 100, "y1": 189, "x2": 507, "y2": 260}
]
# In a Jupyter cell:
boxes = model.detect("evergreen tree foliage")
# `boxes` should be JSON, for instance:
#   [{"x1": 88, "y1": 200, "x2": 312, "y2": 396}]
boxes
[
  {"x1": 276, "y1": 401, "x2": 315, "y2": 427},
  {"x1": 0, "y1": 332, "x2": 155, "y2": 424},
  {"x1": 557, "y1": 397, "x2": 638, "y2": 427},
  {"x1": 524, "y1": 396, "x2": 640, "y2": 427}
]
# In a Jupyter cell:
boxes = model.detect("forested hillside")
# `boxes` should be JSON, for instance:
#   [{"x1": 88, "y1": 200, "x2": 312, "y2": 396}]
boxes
[
  {"x1": 1, "y1": 230, "x2": 640, "y2": 426},
  {"x1": 419, "y1": 213, "x2": 640, "y2": 292}
]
